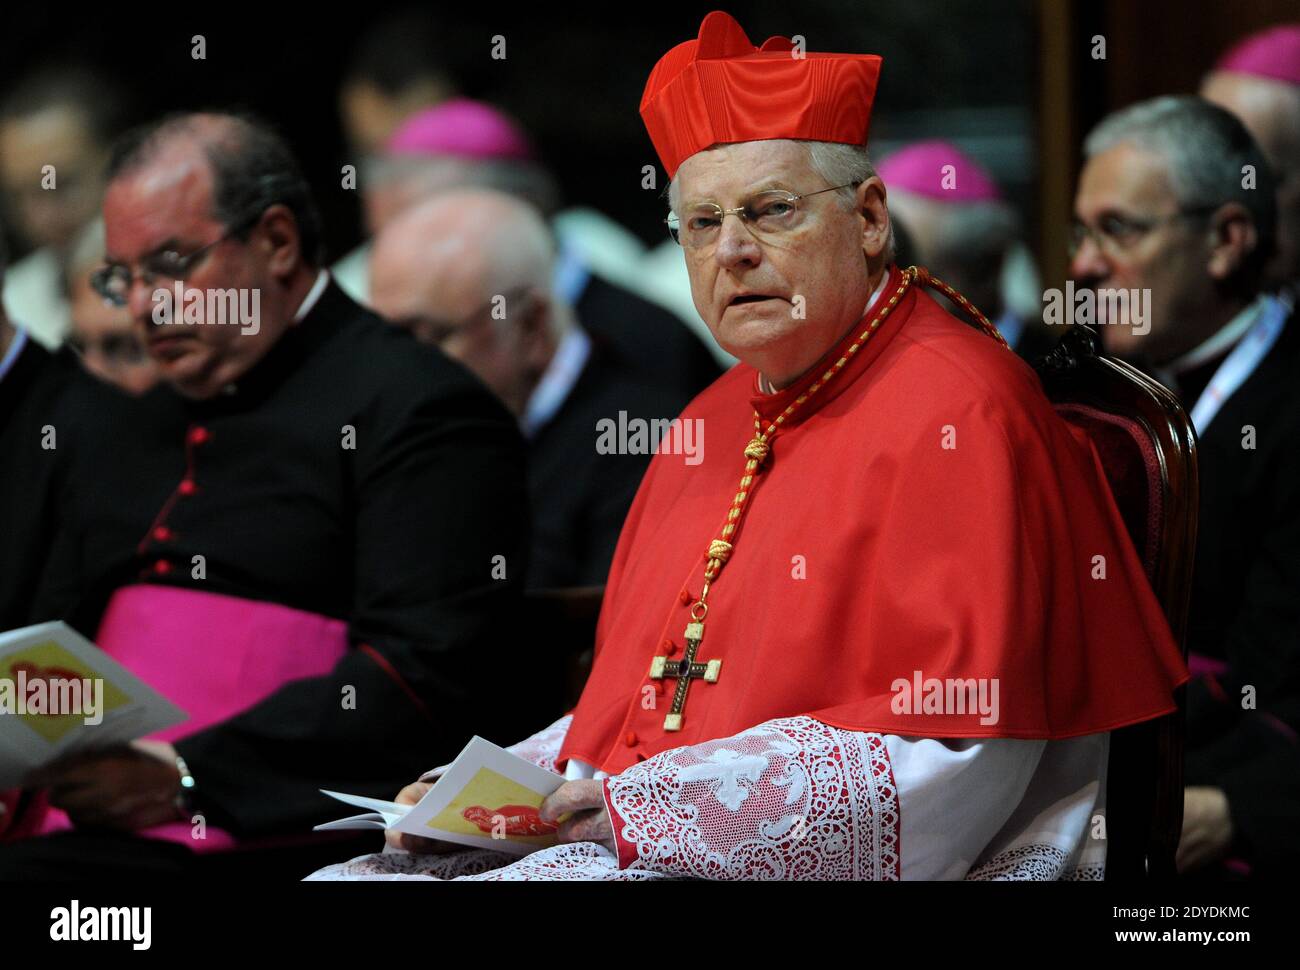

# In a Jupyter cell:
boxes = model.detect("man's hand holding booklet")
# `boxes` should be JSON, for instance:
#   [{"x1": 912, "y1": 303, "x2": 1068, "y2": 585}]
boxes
[{"x1": 317, "y1": 735, "x2": 568, "y2": 855}]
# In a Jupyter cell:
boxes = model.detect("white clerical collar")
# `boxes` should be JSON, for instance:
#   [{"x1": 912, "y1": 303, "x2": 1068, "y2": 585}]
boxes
[
  {"x1": 293, "y1": 269, "x2": 331, "y2": 323},
  {"x1": 1165, "y1": 295, "x2": 1267, "y2": 376},
  {"x1": 521, "y1": 324, "x2": 593, "y2": 439},
  {"x1": 757, "y1": 269, "x2": 890, "y2": 395},
  {"x1": 0, "y1": 326, "x2": 28, "y2": 385}
]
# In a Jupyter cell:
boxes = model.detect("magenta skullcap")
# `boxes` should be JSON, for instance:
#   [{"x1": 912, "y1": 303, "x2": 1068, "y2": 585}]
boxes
[
  {"x1": 386, "y1": 97, "x2": 536, "y2": 161},
  {"x1": 877, "y1": 140, "x2": 1001, "y2": 203},
  {"x1": 1215, "y1": 24, "x2": 1300, "y2": 86}
]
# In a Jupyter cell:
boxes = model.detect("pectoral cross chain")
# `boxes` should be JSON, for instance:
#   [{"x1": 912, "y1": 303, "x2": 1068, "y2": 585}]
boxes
[{"x1": 649, "y1": 620, "x2": 722, "y2": 731}]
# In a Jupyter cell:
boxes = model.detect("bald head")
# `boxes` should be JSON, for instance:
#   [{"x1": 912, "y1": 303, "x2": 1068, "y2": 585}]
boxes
[
  {"x1": 371, "y1": 188, "x2": 563, "y2": 415},
  {"x1": 372, "y1": 188, "x2": 554, "y2": 321},
  {"x1": 1202, "y1": 71, "x2": 1300, "y2": 285}
]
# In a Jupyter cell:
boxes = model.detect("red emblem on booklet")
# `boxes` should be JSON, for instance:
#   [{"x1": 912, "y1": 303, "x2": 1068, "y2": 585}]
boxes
[{"x1": 461, "y1": 805, "x2": 557, "y2": 837}]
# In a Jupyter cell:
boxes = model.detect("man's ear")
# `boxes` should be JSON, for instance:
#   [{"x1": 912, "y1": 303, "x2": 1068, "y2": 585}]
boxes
[
  {"x1": 258, "y1": 204, "x2": 304, "y2": 279},
  {"x1": 1205, "y1": 202, "x2": 1257, "y2": 282},
  {"x1": 519, "y1": 290, "x2": 557, "y2": 371},
  {"x1": 857, "y1": 177, "x2": 890, "y2": 261}
]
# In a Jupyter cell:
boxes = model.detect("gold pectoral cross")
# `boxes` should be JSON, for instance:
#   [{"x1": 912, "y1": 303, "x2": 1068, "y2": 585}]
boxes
[{"x1": 648, "y1": 620, "x2": 722, "y2": 731}]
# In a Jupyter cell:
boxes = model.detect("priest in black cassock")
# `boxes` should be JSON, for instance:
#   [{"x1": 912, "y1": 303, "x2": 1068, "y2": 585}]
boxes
[
  {"x1": 0, "y1": 112, "x2": 552, "y2": 878},
  {"x1": 1072, "y1": 95, "x2": 1300, "y2": 878}
]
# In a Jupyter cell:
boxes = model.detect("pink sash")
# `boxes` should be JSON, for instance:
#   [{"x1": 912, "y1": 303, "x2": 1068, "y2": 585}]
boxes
[
  {"x1": 1188, "y1": 652, "x2": 1230, "y2": 679},
  {"x1": 37, "y1": 585, "x2": 349, "y2": 851}
]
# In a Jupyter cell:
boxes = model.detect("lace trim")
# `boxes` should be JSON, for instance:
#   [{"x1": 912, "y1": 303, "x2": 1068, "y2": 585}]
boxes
[
  {"x1": 605, "y1": 716, "x2": 901, "y2": 880},
  {"x1": 964, "y1": 842, "x2": 1104, "y2": 881},
  {"x1": 505, "y1": 713, "x2": 573, "y2": 773},
  {"x1": 305, "y1": 843, "x2": 671, "y2": 881}
]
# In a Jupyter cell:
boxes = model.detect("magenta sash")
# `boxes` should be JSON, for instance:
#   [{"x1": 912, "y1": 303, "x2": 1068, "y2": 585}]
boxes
[
  {"x1": 1189, "y1": 652, "x2": 1230, "y2": 679},
  {"x1": 37, "y1": 585, "x2": 349, "y2": 851}
]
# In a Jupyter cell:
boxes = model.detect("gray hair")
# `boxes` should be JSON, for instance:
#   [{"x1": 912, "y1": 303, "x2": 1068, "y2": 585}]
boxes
[
  {"x1": 667, "y1": 139, "x2": 895, "y2": 261},
  {"x1": 1084, "y1": 95, "x2": 1277, "y2": 283}
]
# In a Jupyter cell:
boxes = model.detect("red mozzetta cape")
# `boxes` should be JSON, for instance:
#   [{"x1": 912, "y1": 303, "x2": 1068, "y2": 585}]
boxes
[{"x1": 559, "y1": 266, "x2": 1190, "y2": 775}]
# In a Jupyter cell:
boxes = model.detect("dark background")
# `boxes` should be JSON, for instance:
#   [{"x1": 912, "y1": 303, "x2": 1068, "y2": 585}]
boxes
[
  {"x1": 0, "y1": 0, "x2": 1034, "y2": 260},
  {"x1": 3, "y1": 0, "x2": 1297, "y2": 286}
]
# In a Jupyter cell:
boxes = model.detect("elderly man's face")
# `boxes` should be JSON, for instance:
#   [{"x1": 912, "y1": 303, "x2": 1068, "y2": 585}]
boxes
[
  {"x1": 1070, "y1": 143, "x2": 1219, "y2": 363},
  {"x1": 673, "y1": 140, "x2": 880, "y2": 386},
  {"x1": 1202, "y1": 70, "x2": 1300, "y2": 286},
  {"x1": 370, "y1": 236, "x2": 543, "y2": 415},
  {"x1": 102, "y1": 141, "x2": 285, "y2": 399}
]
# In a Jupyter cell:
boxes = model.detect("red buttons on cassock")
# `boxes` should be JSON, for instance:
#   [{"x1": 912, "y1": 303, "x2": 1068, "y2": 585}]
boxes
[
  {"x1": 152, "y1": 526, "x2": 173, "y2": 542},
  {"x1": 653, "y1": 681, "x2": 664, "y2": 695},
  {"x1": 679, "y1": 589, "x2": 692, "y2": 605},
  {"x1": 187, "y1": 426, "x2": 210, "y2": 446},
  {"x1": 152, "y1": 559, "x2": 172, "y2": 575},
  {"x1": 663, "y1": 638, "x2": 677, "y2": 656},
  {"x1": 178, "y1": 479, "x2": 197, "y2": 496},
  {"x1": 624, "y1": 732, "x2": 638, "y2": 747}
]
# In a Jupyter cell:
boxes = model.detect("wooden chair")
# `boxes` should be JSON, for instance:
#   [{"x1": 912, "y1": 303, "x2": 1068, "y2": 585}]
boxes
[{"x1": 1034, "y1": 324, "x2": 1198, "y2": 880}]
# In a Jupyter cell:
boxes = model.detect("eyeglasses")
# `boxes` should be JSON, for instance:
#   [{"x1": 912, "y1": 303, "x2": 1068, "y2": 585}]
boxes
[
  {"x1": 666, "y1": 183, "x2": 858, "y2": 248},
  {"x1": 1068, "y1": 205, "x2": 1220, "y2": 259},
  {"x1": 401, "y1": 287, "x2": 536, "y2": 346},
  {"x1": 90, "y1": 208, "x2": 266, "y2": 307},
  {"x1": 66, "y1": 331, "x2": 150, "y2": 366}
]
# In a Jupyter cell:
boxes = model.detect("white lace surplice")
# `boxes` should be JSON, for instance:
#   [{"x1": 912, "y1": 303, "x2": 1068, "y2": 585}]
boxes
[{"x1": 304, "y1": 714, "x2": 1107, "y2": 881}]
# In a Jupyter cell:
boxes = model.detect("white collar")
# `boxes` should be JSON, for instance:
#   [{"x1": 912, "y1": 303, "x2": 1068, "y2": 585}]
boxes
[
  {"x1": 757, "y1": 269, "x2": 890, "y2": 395},
  {"x1": 1166, "y1": 295, "x2": 1267, "y2": 376},
  {"x1": 293, "y1": 269, "x2": 331, "y2": 323},
  {"x1": 521, "y1": 325, "x2": 593, "y2": 439}
]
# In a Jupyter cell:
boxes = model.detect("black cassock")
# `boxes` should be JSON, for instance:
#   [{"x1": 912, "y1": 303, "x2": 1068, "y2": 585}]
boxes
[
  {"x1": 1177, "y1": 303, "x2": 1300, "y2": 877},
  {"x1": 0, "y1": 334, "x2": 72, "y2": 631},
  {"x1": 8, "y1": 282, "x2": 557, "y2": 861}
]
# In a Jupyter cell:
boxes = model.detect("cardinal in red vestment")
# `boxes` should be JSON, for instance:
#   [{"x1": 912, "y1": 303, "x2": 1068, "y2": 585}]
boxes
[{"x1": 308, "y1": 9, "x2": 1189, "y2": 882}]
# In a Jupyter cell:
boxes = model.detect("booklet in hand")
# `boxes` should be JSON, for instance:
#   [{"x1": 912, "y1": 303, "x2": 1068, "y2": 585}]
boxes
[
  {"x1": 317, "y1": 735, "x2": 566, "y2": 855},
  {"x1": 0, "y1": 621, "x2": 188, "y2": 788}
]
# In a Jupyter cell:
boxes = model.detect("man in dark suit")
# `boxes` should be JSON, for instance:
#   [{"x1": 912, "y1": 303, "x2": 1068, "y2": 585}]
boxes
[
  {"x1": 0, "y1": 231, "x2": 74, "y2": 632},
  {"x1": 0, "y1": 112, "x2": 550, "y2": 878},
  {"x1": 370, "y1": 188, "x2": 697, "y2": 590},
  {"x1": 1071, "y1": 95, "x2": 1300, "y2": 878},
  {"x1": 571, "y1": 272, "x2": 722, "y2": 408}
]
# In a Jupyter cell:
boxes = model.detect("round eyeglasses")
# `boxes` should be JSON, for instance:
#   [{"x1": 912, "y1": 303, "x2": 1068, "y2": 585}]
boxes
[{"x1": 666, "y1": 183, "x2": 858, "y2": 248}]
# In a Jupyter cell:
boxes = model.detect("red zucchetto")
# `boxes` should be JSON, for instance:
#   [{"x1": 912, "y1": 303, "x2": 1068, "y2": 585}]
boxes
[{"x1": 640, "y1": 9, "x2": 883, "y2": 178}]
